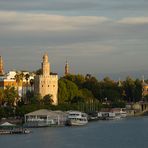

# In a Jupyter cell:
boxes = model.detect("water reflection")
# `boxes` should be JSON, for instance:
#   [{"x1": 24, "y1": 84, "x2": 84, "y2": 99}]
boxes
[{"x1": 0, "y1": 117, "x2": 148, "y2": 148}]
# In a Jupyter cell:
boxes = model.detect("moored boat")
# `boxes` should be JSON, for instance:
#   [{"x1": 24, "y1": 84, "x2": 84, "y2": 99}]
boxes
[
  {"x1": 66, "y1": 111, "x2": 88, "y2": 126},
  {"x1": 98, "y1": 112, "x2": 116, "y2": 120},
  {"x1": 110, "y1": 108, "x2": 127, "y2": 118}
]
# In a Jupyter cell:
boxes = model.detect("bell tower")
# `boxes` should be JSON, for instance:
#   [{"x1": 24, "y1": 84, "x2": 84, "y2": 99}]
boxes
[
  {"x1": 42, "y1": 53, "x2": 50, "y2": 76},
  {"x1": 65, "y1": 60, "x2": 69, "y2": 76},
  {"x1": 0, "y1": 56, "x2": 4, "y2": 75}
]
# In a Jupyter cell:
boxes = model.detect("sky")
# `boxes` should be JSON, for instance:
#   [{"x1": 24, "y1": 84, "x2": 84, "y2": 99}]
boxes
[{"x1": 0, "y1": 0, "x2": 148, "y2": 78}]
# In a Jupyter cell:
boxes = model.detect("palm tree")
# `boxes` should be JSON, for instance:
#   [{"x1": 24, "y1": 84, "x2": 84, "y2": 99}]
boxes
[
  {"x1": 30, "y1": 79, "x2": 34, "y2": 91},
  {"x1": 15, "y1": 72, "x2": 24, "y2": 98},
  {"x1": 4, "y1": 86, "x2": 19, "y2": 107},
  {"x1": 25, "y1": 73, "x2": 30, "y2": 91}
]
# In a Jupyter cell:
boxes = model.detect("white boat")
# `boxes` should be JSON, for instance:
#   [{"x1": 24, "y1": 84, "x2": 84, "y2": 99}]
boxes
[
  {"x1": 98, "y1": 112, "x2": 116, "y2": 120},
  {"x1": 120, "y1": 108, "x2": 127, "y2": 118},
  {"x1": 98, "y1": 108, "x2": 127, "y2": 120},
  {"x1": 23, "y1": 129, "x2": 31, "y2": 134},
  {"x1": 111, "y1": 108, "x2": 127, "y2": 118},
  {"x1": 66, "y1": 111, "x2": 88, "y2": 126}
]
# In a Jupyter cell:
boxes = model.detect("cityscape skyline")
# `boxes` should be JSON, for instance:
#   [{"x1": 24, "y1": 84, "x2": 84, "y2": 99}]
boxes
[{"x1": 0, "y1": 0, "x2": 148, "y2": 79}]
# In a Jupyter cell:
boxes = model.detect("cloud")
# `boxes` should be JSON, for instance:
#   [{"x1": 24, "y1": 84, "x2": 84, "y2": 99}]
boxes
[
  {"x1": 46, "y1": 42, "x2": 115, "y2": 56},
  {"x1": 0, "y1": 11, "x2": 109, "y2": 32},
  {"x1": 117, "y1": 17, "x2": 148, "y2": 25}
]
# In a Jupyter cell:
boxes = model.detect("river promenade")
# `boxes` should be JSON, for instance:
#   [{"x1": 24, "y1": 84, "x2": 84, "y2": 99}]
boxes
[{"x1": 0, "y1": 116, "x2": 148, "y2": 148}]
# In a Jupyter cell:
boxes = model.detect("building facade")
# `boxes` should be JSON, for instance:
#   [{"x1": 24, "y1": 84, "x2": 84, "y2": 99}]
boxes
[
  {"x1": 142, "y1": 79, "x2": 148, "y2": 97},
  {"x1": 34, "y1": 53, "x2": 58, "y2": 105},
  {"x1": 0, "y1": 70, "x2": 34, "y2": 97}
]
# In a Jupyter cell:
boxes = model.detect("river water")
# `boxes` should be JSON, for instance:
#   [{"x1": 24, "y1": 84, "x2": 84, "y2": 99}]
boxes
[{"x1": 1, "y1": 117, "x2": 148, "y2": 148}]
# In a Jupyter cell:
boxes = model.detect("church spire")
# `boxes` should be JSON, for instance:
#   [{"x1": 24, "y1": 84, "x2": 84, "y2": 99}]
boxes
[
  {"x1": 0, "y1": 56, "x2": 4, "y2": 75},
  {"x1": 118, "y1": 78, "x2": 122, "y2": 87},
  {"x1": 142, "y1": 75, "x2": 145, "y2": 83},
  {"x1": 65, "y1": 60, "x2": 69, "y2": 76},
  {"x1": 42, "y1": 53, "x2": 50, "y2": 76}
]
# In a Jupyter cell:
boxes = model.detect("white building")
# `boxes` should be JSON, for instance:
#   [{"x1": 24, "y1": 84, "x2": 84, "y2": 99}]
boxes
[
  {"x1": 25, "y1": 109, "x2": 67, "y2": 127},
  {"x1": 0, "y1": 70, "x2": 35, "y2": 97}
]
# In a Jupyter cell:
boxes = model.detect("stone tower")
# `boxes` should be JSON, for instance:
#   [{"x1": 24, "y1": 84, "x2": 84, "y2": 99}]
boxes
[
  {"x1": 0, "y1": 56, "x2": 4, "y2": 75},
  {"x1": 34, "y1": 53, "x2": 58, "y2": 105},
  {"x1": 65, "y1": 60, "x2": 69, "y2": 76},
  {"x1": 42, "y1": 53, "x2": 50, "y2": 76}
]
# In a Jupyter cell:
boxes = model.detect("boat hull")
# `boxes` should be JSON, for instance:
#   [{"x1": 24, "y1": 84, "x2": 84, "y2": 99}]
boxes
[{"x1": 66, "y1": 119, "x2": 88, "y2": 126}]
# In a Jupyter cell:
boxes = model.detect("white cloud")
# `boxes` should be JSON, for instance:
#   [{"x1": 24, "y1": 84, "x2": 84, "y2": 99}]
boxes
[
  {"x1": 117, "y1": 17, "x2": 148, "y2": 25},
  {"x1": 0, "y1": 11, "x2": 109, "y2": 32}
]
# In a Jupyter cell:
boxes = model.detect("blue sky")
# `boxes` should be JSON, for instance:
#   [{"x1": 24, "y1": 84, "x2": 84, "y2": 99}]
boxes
[{"x1": 0, "y1": 0, "x2": 148, "y2": 78}]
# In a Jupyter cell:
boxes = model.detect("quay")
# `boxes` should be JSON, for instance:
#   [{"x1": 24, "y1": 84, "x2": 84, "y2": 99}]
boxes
[
  {"x1": 0, "y1": 128, "x2": 30, "y2": 135},
  {"x1": 0, "y1": 122, "x2": 31, "y2": 135}
]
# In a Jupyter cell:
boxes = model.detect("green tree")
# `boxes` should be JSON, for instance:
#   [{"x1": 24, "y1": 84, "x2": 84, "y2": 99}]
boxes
[
  {"x1": 71, "y1": 89, "x2": 94, "y2": 104},
  {"x1": 35, "y1": 93, "x2": 42, "y2": 104},
  {"x1": 134, "y1": 79, "x2": 142, "y2": 101},
  {"x1": 58, "y1": 78, "x2": 79, "y2": 104},
  {"x1": 43, "y1": 94, "x2": 53, "y2": 105},
  {"x1": 30, "y1": 79, "x2": 34, "y2": 91},
  {"x1": 64, "y1": 74, "x2": 85, "y2": 88},
  {"x1": 83, "y1": 75, "x2": 101, "y2": 99},
  {"x1": 25, "y1": 90, "x2": 35, "y2": 104},
  {"x1": 4, "y1": 86, "x2": 19, "y2": 107},
  {"x1": 144, "y1": 95, "x2": 148, "y2": 101},
  {"x1": 15, "y1": 72, "x2": 24, "y2": 98},
  {"x1": 25, "y1": 73, "x2": 30, "y2": 82},
  {"x1": 64, "y1": 79, "x2": 79, "y2": 103},
  {"x1": 123, "y1": 77, "x2": 136, "y2": 102},
  {"x1": 58, "y1": 79, "x2": 68, "y2": 104},
  {"x1": 0, "y1": 88, "x2": 4, "y2": 106},
  {"x1": 15, "y1": 72, "x2": 24, "y2": 86},
  {"x1": 25, "y1": 73, "x2": 30, "y2": 89}
]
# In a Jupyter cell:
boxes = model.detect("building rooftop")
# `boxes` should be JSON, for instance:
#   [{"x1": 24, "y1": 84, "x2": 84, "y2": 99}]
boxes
[{"x1": 25, "y1": 109, "x2": 66, "y2": 116}]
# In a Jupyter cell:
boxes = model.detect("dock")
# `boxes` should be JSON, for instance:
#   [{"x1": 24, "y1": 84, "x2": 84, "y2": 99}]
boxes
[{"x1": 0, "y1": 128, "x2": 31, "y2": 135}]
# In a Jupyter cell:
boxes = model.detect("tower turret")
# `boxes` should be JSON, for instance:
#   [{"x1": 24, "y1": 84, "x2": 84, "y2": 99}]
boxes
[{"x1": 42, "y1": 53, "x2": 50, "y2": 76}]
